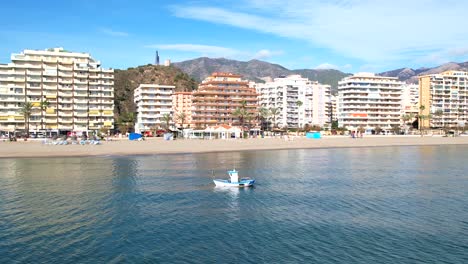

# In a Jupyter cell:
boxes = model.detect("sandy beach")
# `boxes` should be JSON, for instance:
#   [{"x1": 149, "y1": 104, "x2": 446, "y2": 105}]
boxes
[{"x1": 0, "y1": 135, "x2": 467, "y2": 158}]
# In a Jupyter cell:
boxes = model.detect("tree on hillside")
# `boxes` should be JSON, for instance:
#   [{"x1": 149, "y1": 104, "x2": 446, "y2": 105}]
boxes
[{"x1": 117, "y1": 112, "x2": 136, "y2": 133}]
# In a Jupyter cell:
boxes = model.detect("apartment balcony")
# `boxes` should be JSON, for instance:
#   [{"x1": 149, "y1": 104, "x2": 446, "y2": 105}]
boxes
[
  {"x1": 58, "y1": 72, "x2": 73, "y2": 78},
  {"x1": 58, "y1": 65, "x2": 73, "y2": 71},
  {"x1": 74, "y1": 93, "x2": 88, "y2": 97},
  {"x1": 59, "y1": 99, "x2": 73, "y2": 104},
  {"x1": 74, "y1": 73, "x2": 88, "y2": 78},
  {"x1": 74, "y1": 79, "x2": 88, "y2": 85},
  {"x1": 58, "y1": 105, "x2": 73, "y2": 110},
  {"x1": 45, "y1": 119, "x2": 57, "y2": 124},
  {"x1": 58, "y1": 92, "x2": 73, "y2": 97},
  {"x1": 58, "y1": 79, "x2": 72, "y2": 84},
  {"x1": 74, "y1": 105, "x2": 88, "y2": 110},
  {"x1": 74, "y1": 112, "x2": 88, "y2": 117},
  {"x1": 89, "y1": 112, "x2": 101, "y2": 117},
  {"x1": 101, "y1": 81, "x2": 114, "y2": 86},
  {"x1": 58, "y1": 86, "x2": 72, "y2": 91},
  {"x1": 74, "y1": 118, "x2": 88, "y2": 123},
  {"x1": 88, "y1": 74, "x2": 100, "y2": 79},
  {"x1": 58, "y1": 118, "x2": 73, "y2": 124}
]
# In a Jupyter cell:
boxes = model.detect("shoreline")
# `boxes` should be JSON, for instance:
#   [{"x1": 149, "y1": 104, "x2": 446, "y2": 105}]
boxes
[{"x1": 1, "y1": 135, "x2": 467, "y2": 158}]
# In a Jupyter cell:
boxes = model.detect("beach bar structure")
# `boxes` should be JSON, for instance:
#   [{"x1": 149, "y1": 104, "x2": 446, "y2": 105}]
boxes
[
  {"x1": 0, "y1": 47, "x2": 114, "y2": 136},
  {"x1": 185, "y1": 125, "x2": 242, "y2": 139}
]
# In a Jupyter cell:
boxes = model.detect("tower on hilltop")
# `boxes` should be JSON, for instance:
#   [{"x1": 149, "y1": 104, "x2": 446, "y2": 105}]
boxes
[{"x1": 155, "y1": 51, "x2": 160, "y2": 65}]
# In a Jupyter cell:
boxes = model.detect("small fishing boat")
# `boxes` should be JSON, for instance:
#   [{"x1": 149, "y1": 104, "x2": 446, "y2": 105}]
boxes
[{"x1": 213, "y1": 169, "x2": 255, "y2": 187}]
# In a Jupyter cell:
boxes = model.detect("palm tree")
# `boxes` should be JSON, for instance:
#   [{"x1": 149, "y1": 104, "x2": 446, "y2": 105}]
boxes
[
  {"x1": 402, "y1": 113, "x2": 415, "y2": 134},
  {"x1": 39, "y1": 100, "x2": 50, "y2": 130},
  {"x1": 162, "y1": 113, "x2": 172, "y2": 132},
  {"x1": 232, "y1": 107, "x2": 248, "y2": 128},
  {"x1": 177, "y1": 112, "x2": 186, "y2": 129},
  {"x1": 20, "y1": 102, "x2": 34, "y2": 138},
  {"x1": 296, "y1": 100, "x2": 303, "y2": 107},
  {"x1": 418, "y1": 105, "x2": 428, "y2": 136},
  {"x1": 374, "y1": 126, "x2": 382, "y2": 135},
  {"x1": 232, "y1": 100, "x2": 249, "y2": 129},
  {"x1": 433, "y1": 109, "x2": 444, "y2": 128},
  {"x1": 269, "y1": 107, "x2": 280, "y2": 129},
  {"x1": 258, "y1": 107, "x2": 269, "y2": 131}
]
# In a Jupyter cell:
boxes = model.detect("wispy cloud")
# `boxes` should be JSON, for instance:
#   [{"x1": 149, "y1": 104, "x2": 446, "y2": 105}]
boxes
[
  {"x1": 145, "y1": 43, "x2": 240, "y2": 57},
  {"x1": 170, "y1": 0, "x2": 468, "y2": 66},
  {"x1": 314, "y1": 63, "x2": 352, "y2": 71},
  {"x1": 315, "y1": 63, "x2": 339, "y2": 70},
  {"x1": 145, "y1": 44, "x2": 283, "y2": 61},
  {"x1": 253, "y1": 49, "x2": 283, "y2": 60},
  {"x1": 98, "y1": 27, "x2": 129, "y2": 37}
]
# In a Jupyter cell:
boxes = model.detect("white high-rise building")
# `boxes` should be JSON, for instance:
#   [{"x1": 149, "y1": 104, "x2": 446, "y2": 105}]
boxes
[
  {"x1": 257, "y1": 75, "x2": 331, "y2": 129},
  {"x1": 304, "y1": 83, "x2": 332, "y2": 127},
  {"x1": 134, "y1": 84, "x2": 175, "y2": 133},
  {"x1": 401, "y1": 84, "x2": 419, "y2": 116},
  {"x1": 330, "y1": 95, "x2": 338, "y2": 121},
  {"x1": 337, "y1": 73, "x2": 404, "y2": 133},
  {"x1": 0, "y1": 47, "x2": 114, "y2": 136}
]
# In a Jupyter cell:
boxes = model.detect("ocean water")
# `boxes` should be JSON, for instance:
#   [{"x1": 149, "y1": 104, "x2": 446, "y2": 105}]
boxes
[{"x1": 0, "y1": 146, "x2": 467, "y2": 263}]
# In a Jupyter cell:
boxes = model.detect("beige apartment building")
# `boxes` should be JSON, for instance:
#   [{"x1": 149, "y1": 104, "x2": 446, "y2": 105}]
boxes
[
  {"x1": 134, "y1": 84, "x2": 175, "y2": 133},
  {"x1": 419, "y1": 71, "x2": 468, "y2": 129},
  {"x1": 191, "y1": 72, "x2": 258, "y2": 128},
  {"x1": 173, "y1": 92, "x2": 192, "y2": 128},
  {"x1": 0, "y1": 47, "x2": 114, "y2": 136}
]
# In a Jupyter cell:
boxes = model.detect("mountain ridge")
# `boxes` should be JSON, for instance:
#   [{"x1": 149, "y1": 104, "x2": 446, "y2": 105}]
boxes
[{"x1": 173, "y1": 57, "x2": 468, "y2": 88}]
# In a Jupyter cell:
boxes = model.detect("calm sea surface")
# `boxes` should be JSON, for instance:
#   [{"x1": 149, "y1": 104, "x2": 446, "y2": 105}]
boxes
[{"x1": 1, "y1": 146, "x2": 467, "y2": 263}]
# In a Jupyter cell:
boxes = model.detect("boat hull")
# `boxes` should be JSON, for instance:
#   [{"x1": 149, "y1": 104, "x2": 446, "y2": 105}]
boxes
[{"x1": 213, "y1": 179, "x2": 255, "y2": 187}]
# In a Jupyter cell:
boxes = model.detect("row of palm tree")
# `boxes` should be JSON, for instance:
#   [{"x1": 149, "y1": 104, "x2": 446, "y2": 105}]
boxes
[{"x1": 19, "y1": 100, "x2": 51, "y2": 138}]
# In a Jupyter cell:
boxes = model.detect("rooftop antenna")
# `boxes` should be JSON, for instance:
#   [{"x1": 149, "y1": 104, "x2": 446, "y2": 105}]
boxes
[{"x1": 155, "y1": 50, "x2": 160, "y2": 65}]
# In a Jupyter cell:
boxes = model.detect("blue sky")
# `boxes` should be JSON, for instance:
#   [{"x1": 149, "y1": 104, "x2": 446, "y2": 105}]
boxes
[{"x1": 1, "y1": 0, "x2": 468, "y2": 73}]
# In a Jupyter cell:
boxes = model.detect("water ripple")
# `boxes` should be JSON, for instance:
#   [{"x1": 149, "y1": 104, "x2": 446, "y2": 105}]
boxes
[{"x1": 0, "y1": 146, "x2": 468, "y2": 263}]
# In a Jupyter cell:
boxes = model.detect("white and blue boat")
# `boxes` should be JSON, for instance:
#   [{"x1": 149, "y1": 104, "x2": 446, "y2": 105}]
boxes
[{"x1": 213, "y1": 169, "x2": 255, "y2": 187}]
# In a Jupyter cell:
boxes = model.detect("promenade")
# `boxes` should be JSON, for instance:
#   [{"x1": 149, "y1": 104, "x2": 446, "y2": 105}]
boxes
[{"x1": 1, "y1": 135, "x2": 467, "y2": 158}]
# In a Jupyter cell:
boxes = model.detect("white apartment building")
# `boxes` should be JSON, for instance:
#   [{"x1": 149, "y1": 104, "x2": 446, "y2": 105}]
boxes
[
  {"x1": 401, "y1": 84, "x2": 419, "y2": 116},
  {"x1": 337, "y1": 73, "x2": 404, "y2": 133},
  {"x1": 419, "y1": 71, "x2": 468, "y2": 129},
  {"x1": 134, "y1": 84, "x2": 175, "y2": 133},
  {"x1": 330, "y1": 95, "x2": 338, "y2": 121},
  {"x1": 0, "y1": 47, "x2": 114, "y2": 136},
  {"x1": 257, "y1": 75, "x2": 331, "y2": 129},
  {"x1": 304, "y1": 83, "x2": 332, "y2": 127}
]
